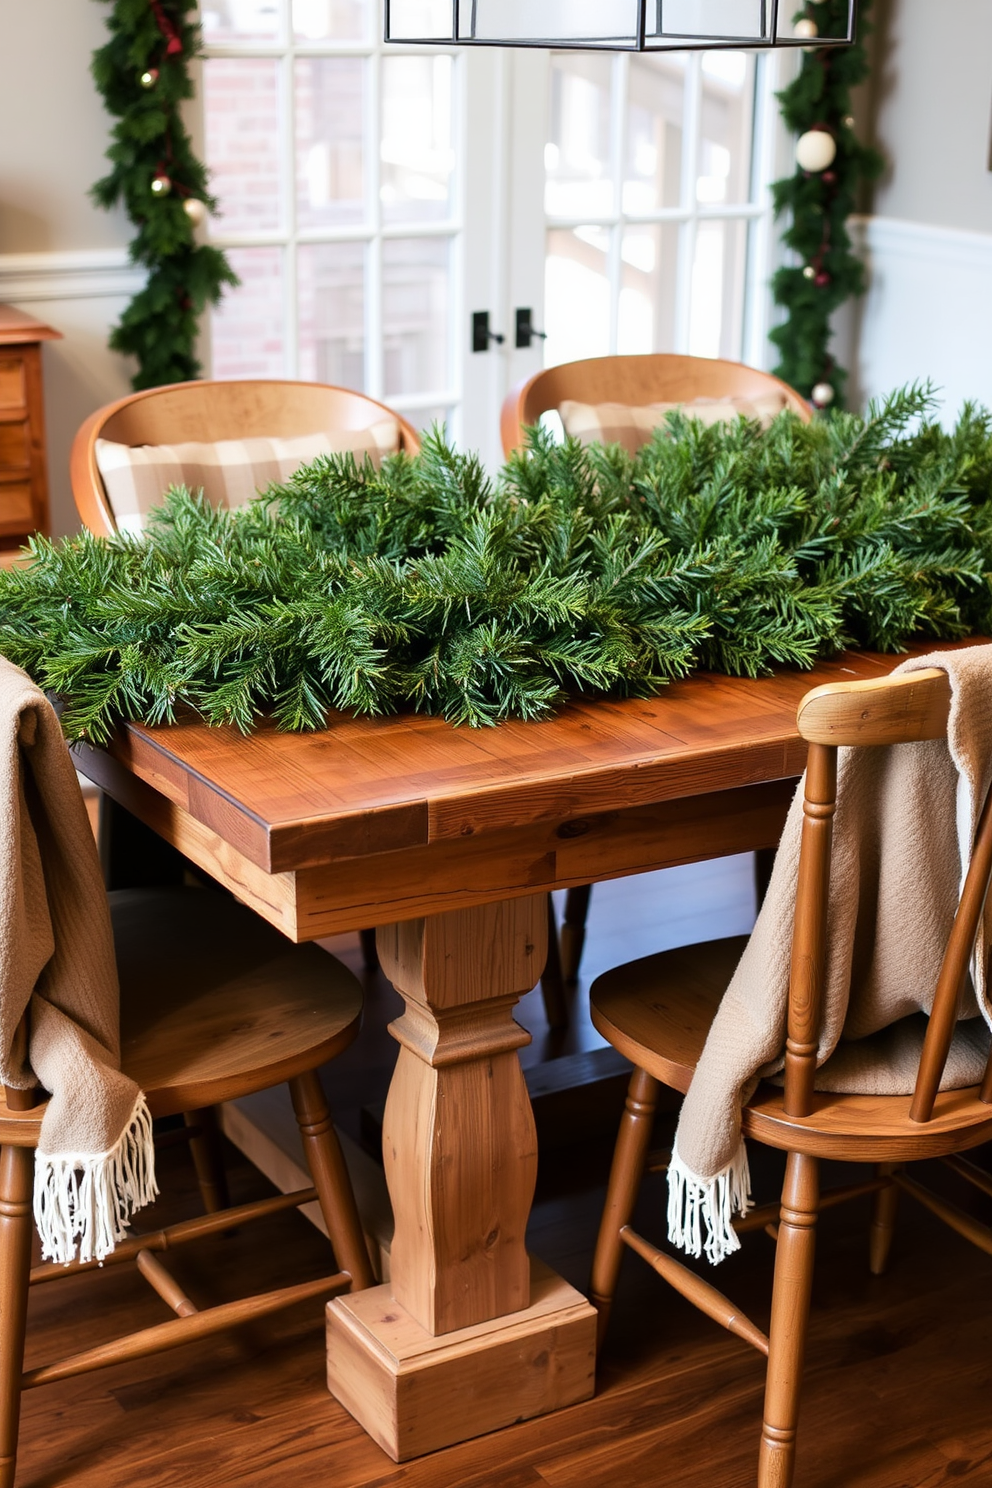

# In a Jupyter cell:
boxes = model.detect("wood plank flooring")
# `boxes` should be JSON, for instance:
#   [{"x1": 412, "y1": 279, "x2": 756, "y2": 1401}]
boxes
[{"x1": 15, "y1": 858, "x2": 992, "y2": 1488}]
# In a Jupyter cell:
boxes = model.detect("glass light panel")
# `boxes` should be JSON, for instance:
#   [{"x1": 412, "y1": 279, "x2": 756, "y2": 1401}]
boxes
[
  {"x1": 210, "y1": 247, "x2": 287, "y2": 379},
  {"x1": 381, "y1": 56, "x2": 455, "y2": 224},
  {"x1": 687, "y1": 218, "x2": 748, "y2": 361},
  {"x1": 200, "y1": 0, "x2": 280, "y2": 42},
  {"x1": 544, "y1": 226, "x2": 611, "y2": 368},
  {"x1": 295, "y1": 58, "x2": 366, "y2": 228},
  {"x1": 382, "y1": 238, "x2": 451, "y2": 397},
  {"x1": 297, "y1": 243, "x2": 366, "y2": 387},
  {"x1": 617, "y1": 223, "x2": 680, "y2": 354},
  {"x1": 293, "y1": 0, "x2": 369, "y2": 40},
  {"x1": 697, "y1": 52, "x2": 754, "y2": 204},
  {"x1": 386, "y1": 0, "x2": 453, "y2": 41},
  {"x1": 203, "y1": 59, "x2": 282, "y2": 234},
  {"x1": 623, "y1": 55, "x2": 684, "y2": 213},
  {"x1": 651, "y1": 0, "x2": 768, "y2": 41},
  {"x1": 458, "y1": 0, "x2": 638, "y2": 44},
  {"x1": 546, "y1": 55, "x2": 614, "y2": 219}
]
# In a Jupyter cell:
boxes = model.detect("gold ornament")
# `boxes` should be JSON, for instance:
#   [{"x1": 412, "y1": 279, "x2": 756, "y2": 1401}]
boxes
[
  {"x1": 811, "y1": 382, "x2": 835, "y2": 408},
  {"x1": 182, "y1": 198, "x2": 207, "y2": 226},
  {"x1": 793, "y1": 17, "x2": 818, "y2": 39},
  {"x1": 802, "y1": 265, "x2": 817, "y2": 281},
  {"x1": 843, "y1": 115, "x2": 856, "y2": 128},
  {"x1": 150, "y1": 173, "x2": 172, "y2": 197},
  {"x1": 795, "y1": 129, "x2": 837, "y2": 173}
]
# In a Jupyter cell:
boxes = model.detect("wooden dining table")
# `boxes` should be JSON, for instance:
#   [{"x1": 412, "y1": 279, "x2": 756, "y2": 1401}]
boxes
[{"x1": 73, "y1": 638, "x2": 954, "y2": 1462}]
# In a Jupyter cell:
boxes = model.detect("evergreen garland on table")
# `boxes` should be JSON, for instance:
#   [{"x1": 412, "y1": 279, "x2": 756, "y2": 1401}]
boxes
[
  {"x1": 90, "y1": 0, "x2": 238, "y2": 389},
  {"x1": 2, "y1": 388, "x2": 992, "y2": 744},
  {"x1": 769, "y1": 0, "x2": 884, "y2": 409}
]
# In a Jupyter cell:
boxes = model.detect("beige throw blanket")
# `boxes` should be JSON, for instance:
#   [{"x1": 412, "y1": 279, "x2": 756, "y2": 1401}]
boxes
[
  {"x1": 669, "y1": 644, "x2": 992, "y2": 1265},
  {"x1": 0, "y1": 661, "x2": 156, "y2": 1263}
]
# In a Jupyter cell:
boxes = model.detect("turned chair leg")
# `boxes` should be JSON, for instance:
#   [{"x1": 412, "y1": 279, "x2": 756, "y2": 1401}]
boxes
[
  {"x1": 589, "y1": 1067, "x2": 659, "y2": 1351},
  {"x1": 185, "y1": 1107, "x2": 231, "y2": 1214},
  {"x1": 868, "y1": 1163, "x2": 899, "y2": 1276},
  {"x1": 0, "y1": 1145, "x2": 34, "y2": 1488},
  {"x1": 560, "y1": 884, "x2": 592, "y2": 984},
  {"x1": 288, "y1": 1070, "x2": 375, "y2": 1292},
  {"x1": 539, "y1": 896, "x2": 569, "y2": 1031},
  {"x1": 758, "y1": 1151, "x2": 819, "y2": 1488}
]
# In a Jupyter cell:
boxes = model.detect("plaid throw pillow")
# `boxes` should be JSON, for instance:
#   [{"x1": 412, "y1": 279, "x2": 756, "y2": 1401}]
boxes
[
  {"x1": 95, "y1": 422, "x2": 400, "y2": 534},
  {"x1": 558, "y1": 393, "x2": 790, "y2": 455}
]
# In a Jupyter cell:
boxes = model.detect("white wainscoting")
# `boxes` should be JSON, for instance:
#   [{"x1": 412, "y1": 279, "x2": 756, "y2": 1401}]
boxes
[
  {"x1": 850, "y1": 215, "x2": 992, "y2": 424},
  {"x1": 0, "y1": 248, "x2": 141, "y2": 536}
]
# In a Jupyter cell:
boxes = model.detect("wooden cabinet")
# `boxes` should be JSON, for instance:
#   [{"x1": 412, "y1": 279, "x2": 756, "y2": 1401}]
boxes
[{"x1": 0, "y1": 305, "x2": 61, "y2": 559}]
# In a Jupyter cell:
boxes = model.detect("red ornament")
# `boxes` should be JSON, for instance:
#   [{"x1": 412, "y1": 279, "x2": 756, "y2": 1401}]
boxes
[
  {"x1": 814, "y1": 271, "x2": 832, "y2": 287},
  {"x1": 149, "y1": 0, "x2": 184, "y2": 56},
  {"x1": 821, "y1": 170, "x2": 837, "y2": 185}
]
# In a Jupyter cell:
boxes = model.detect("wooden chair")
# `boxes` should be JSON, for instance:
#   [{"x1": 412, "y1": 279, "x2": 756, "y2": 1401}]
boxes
[
  {"x1": 500, "y1": 352, "x2": 809, "y2": 462},
  {"x1": 0, "y1": 884, "x2": 375, "y2": 1488},
  {"x1": 588, "y1": 668, "x2": 992, "y2": 1488},
  {"x1": 502, "y1": 353, "x2": 811, "y2": 987},
  {"x1": 69, "y1": 378, "x2": 423, "y2": 539}
]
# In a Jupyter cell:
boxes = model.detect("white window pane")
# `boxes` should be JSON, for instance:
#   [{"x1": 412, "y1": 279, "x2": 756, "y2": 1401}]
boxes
[
  {"x1": 623, "y1": 56, "x2": 684, "y2": 213},
  {"x1": 618, "y1": 223, "x2": 680, "y2": 354},
  {"x1": 698, "y1": 52, "x2": 754, "y2": 205},
  {"x1": 545, "y1": 54, "x2": 614, "y2": 219},
  {"x1": 687, "y1": 219, "x2": 748, "y2": 361},
  {"x1": 544, "y1": 226, "x2": 610, "y2": 367},
  {"x1": 211, "y1": 247, "x2": 287, "y2": 379},
  {"x1": 293, "y1": 0, "x2": 369, "y2": 40},
  {"x1": 382, "y1": 238, "x2": 451, "y2": 397},
  {"x1": 404, "y1": 405, "x2": 451, "y2": 435},
  {"x1": 204, "y1": 59, "x2": 282, "y2": 233},
  {"x1": 381, "y1": 57, "x2": 455, "y2": 225},
  {"x1": 298, "y1": 243, "x2": 365, "y2": 388},
  {"x1": 201, "y1": 0, "x2": 280, "y2": 42},
  {"x1": 295, "y1": 58, "x2": 366, "y2": 229}
]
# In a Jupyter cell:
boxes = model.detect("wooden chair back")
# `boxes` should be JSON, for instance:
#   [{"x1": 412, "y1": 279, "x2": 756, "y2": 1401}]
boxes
[
  {"x1": 500, "y1": 353, "x2": 811, "y2": 457},
  {"x1": 70, "y1": 380, "x2": 422, "y2": 536},
  {"x1": 790, "y1": 668, "x2": 992, "y2": 1124}
]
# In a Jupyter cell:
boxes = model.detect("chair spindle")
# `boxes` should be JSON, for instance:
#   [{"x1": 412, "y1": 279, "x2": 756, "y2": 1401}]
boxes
[{"x1": 783, "y1": 742, "x2": 837, "y2": 1120}]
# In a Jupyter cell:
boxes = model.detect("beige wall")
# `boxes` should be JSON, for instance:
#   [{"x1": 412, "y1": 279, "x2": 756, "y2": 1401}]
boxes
[
  {"x1": 0, "y1": 0, "x2": 130, "y2": 253},
  {"x1": 868, "y1": 0, "x2": 992, "y2": 234},
  {"x1": 0, "y1": 0, "x2": 135, "y2": 535}
]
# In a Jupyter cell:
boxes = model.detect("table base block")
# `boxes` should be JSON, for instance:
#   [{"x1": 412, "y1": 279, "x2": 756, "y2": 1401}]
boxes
[{"x1": 326, "y1": 1260, "x2": 596, "y2": 1461}]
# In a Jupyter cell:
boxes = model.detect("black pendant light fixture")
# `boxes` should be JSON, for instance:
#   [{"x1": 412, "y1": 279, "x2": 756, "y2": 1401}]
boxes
[{"x1": 384, "y1": 0, "x2": 856, "y2": 51}]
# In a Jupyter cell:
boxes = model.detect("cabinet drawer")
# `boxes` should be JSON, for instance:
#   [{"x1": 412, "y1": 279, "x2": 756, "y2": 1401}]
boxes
[
  {"x1": 0, "y1": 360, "x2": 26, "y2": 413},
  {"x1": 0, "y1": 480, "x2": 36, "y2": 535},
  {"x1": 0, "y1": 421, "x2": 29, "y2": 470}
]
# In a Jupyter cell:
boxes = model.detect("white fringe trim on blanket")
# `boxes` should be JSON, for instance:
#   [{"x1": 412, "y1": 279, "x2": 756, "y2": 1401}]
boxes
[
  {"x1": 33, "y1": 1093, "x2": 159, "y2": 1265},
  {"x1": 667, "y1": 1139, "x2": 752, "y2": 1266}
]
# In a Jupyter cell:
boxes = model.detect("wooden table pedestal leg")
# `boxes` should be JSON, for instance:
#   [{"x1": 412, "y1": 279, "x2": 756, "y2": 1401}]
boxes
[{"x1": 326, "y1": 895, "x2": 596, "y2": 1461}]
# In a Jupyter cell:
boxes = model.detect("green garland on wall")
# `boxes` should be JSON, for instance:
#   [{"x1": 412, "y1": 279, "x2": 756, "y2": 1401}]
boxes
[
  {"x1": 1, "y1": 388, "x2": 991, "y2": 743},
  {"x1": 90, "y1": 0, "x2": 237, "y2": 389},
  {"x1": 769, "y1": 0, "x2": 884, "y2": 409}
]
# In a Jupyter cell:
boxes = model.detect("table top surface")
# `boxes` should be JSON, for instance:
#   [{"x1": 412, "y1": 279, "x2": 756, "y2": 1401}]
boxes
[{"x1": 102, "y1": 640, "x2": 968, "y2": 876}]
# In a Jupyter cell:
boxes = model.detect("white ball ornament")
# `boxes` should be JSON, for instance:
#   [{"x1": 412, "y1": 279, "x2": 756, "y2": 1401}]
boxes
[
  {"x1": 795, "y1": 128, "x2": 837, "y2": 173},
  {"x1": 811, "y1": 382, "x2": 835, "y2": 408},
  {"x1": 183, "y1": 198, "x2": 208, "y2": 227},
  {"x1": 793, "y1": 17, "x2": 818, "y2": 39}
]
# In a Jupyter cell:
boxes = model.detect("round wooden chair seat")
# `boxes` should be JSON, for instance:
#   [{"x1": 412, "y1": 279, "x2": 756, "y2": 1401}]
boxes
[
  {"x1": 590, "y1": 936, "x2": 748, "y2": 1093},
  {"x1": 0, "y1": 888, "x2": 363, "y2": 1138},
  {"x1": 590, "y1": 935, "x2": 992, "y2": 1163}
]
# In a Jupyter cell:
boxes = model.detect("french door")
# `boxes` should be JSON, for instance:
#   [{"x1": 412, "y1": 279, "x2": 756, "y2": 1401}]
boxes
[{"x1": 197, "y1": 5, "x2": 791, "y2": 469}]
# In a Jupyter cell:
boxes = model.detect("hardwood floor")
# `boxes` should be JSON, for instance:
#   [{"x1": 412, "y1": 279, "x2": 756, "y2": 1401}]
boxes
[{"x1": 14, "y1": 856, "x2": 992, "y2": 1487}]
